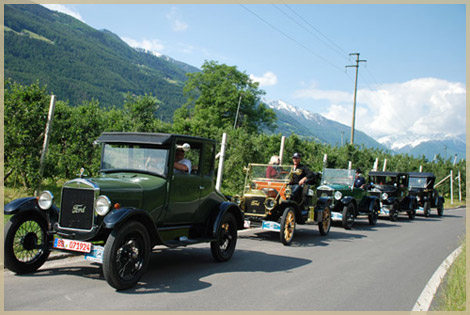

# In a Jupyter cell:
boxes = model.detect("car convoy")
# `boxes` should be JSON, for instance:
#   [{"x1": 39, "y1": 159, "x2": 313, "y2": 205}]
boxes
[{"x1": 4, "y1": 132, "x2": 448, "y2": 290}]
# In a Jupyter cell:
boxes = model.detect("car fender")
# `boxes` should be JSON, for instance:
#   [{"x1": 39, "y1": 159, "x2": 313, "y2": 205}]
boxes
[
  {"x1": 103, "y1": 207, "x2": 161, "y2": 245},
  {"x1": 340, "y1": 196, "x2": 355, "y2": 207},
  {"x1": 366, "y1": 196, "x2": 380, "y2": 212},
  {"x1": 4, "y1": 196, "x2": 58, "y2": 221},
  {"x1": 212, "y1": 202, "x2": 244, "y2": 238},
  {"x1": 407, "y1": 195, "x2": 418, "y2": 210},
  {"x1": 314, "y1": 197, "x2": 332, "y2": 222}
]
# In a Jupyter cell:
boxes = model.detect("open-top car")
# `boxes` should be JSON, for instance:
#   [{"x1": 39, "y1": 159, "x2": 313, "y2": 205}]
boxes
[
  {"x1": 408, "y1": 172, "x2": 444, "y2": 217},
  {"x1": 316, "y1": 168, "x2": 380, "y2": 229},
  {"x1": 367, "y1": 171, "x2": 417, "y2": 221},
  {"x1": 233, "y1": 163, "x2": 330, "y2": 246},
  {"x1": 4, "y1": 132, "x2": 244, "y2": 290}
]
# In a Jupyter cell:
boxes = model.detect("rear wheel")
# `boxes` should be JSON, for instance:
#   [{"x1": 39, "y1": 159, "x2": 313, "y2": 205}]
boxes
[
  {"x1": 4, "y1": 212, "x2": 51, "y2": 274},
  {"x1": 390, "y1": 203, "x2": 399, "y2": 221},
  {"x1": 437, "y1": 199, "x2": 444, "y2": 216},
  {"x1": 103, "y1": 221, "x2": 151, "y2": 290},
  {"x1": 318, "y1": 206, "x2": 331, "y2": 236},
  {"x1": 342, "y1": 203, "x2": 355, "y2": 230},
  {"x1": 211, "y1": 212, "x2": 237, "y2": 262},
  {"x1": 423, "y1": 201, "x2": 431, "y2": 217},
  {"x1": 280, "y1": 207, "x2": 296, "y2": 245},
  {"x1": 368, "y1": 202, "x2": 379, "y2": 225}
]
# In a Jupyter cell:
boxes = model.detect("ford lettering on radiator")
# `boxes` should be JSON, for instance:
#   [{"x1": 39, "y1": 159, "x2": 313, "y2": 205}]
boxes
[{"x1": 72, "y1": 204, "x2": 87, "y2": 214}]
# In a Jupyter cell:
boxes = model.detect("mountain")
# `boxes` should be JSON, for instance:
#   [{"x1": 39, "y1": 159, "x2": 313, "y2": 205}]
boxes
[
  {"x1": 267, "y1": 100, "x2": 388, "y2": 150},
  {"x1": 378, "y1": 133, "x2": 466, "y2": 161},
  {"x1": 4, "y1": 4, "x2": 199, "y2": 121}
]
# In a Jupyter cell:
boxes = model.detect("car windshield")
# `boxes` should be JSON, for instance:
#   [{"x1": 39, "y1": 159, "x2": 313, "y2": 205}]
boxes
[
  {"x1": 249, "y1": 164, "x2": 294, "y2": 183},
  {"x1": 101, "y1": 143, "x2": 168, "y2": 176},
  {"x1": 409, "y1": 177, "x2": 430, "y2": 188},
  {"x1": 321, "y1": 168, "x2": 355, "y2": 186}
]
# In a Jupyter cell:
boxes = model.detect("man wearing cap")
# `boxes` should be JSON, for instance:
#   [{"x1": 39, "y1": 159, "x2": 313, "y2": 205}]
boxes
[
  {"x1": 289, "y1": 152, "x2": 315, "y2": 203},
  {"x1": 354, "y1": 168, "x2": 366, "y2": 188}
]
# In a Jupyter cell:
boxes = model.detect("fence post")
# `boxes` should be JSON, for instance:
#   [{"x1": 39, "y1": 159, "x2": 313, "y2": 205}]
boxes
[
  {"x1": 215, "y1": 133, "x2": 227, "y2": 192},
  {"x1": 450, "y1": 170, "x2": 453, "y2": 205},
  {"x1": 323, "y1": 154, "x2": 328, "y2": 168},
  {"x1": 458, "y1": 170, "x2": 461, "y2": 202},
  {"x1": 348, "y1": 161, "x2": 352, "y2": 170},
  {"x1": 279, "y1": 136, "x2": 286, "y2": 165},
  {"x1": 373, "y1": 158, "x2": 378, "y2": 171},
  {"x1": 383, "y1": 159, "x2": 387, "y2": 171},
  {"x1": 37, "y1": 95, "x2": 56, "y2": 194}
]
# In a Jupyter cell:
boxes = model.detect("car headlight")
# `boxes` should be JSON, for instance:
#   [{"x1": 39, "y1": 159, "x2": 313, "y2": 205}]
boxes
[
  {"x1": 334, "y1": 191, "x2": 342, "y2": 200},
  {"x1": 265, "y1": 198, "x2": 277, "y2": 210},
  {"x1": 381, "y1": 193, "x2": 388, "y2": 200},
  {"x1": 285, "y1": 187, "x2": 292, "y2": 199},
  {"x1": 37, "y1": 191, "x2": 54, "y2": 210},
  {"x1": 416, "y1": 196, "x2": 421, "y2": 202},
  {"x1": 232, "y1": 195, "x2": 241, "y2": 205},
  {"x1": 95, "y1": 195, "x2": 111, "y2": 216}
]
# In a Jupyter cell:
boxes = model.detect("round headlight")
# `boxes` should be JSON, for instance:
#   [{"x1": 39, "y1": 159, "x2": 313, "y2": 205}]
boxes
[
  {"x1": 265, "y1": 198, "x2": 277, "y2": 210},
  {"x1": 381, "y1": 193, "x2": 388, "y2": 200},
  {"x1": 37, "y1": 191, "x2": 54, "y2": 210},
  {"x1": 232, "y1": 195, "x2": 241, "y2": 205},
  {"x1": 95, "y1": 195, "x2": 111, "y2": 216},
  {"x1": 285, "y1": 188, "x2": 292, "y2": 199},
  {"x1": 334, "y1": 191, "x2": 342, "y2": 200},
  {"x1": 416, "y1": 196, "x2": 421, "y2": 202}
]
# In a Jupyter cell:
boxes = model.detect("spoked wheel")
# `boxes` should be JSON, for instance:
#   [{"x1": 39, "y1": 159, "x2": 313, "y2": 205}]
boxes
[
  {"x1": 437, "y1": 199, "x2": 444, "y2": 216},
  {"x1": 211, "y1": 212, "x2": 237, "y2": 262},
  {"x1": 368, "y1": 202, "x2": 379, "y2": 225},
  {"x1": 103, "y1": 221, "x2": 151, "y2": 290},
  {"x1": 423, "y1": 201, "x2": 431, "y2": 217},
  {"x1": 4, "y1": 212, "x2": 52, "y2": 274},
  {"x1": 280, "y1": 207, "x2": 296, "y2": 245},
  {"x1": 342, "y1": 203, "x2": 355, "y2": 230},
  {"x1": 318, "y1": 206, "x2": 331, "y2": 236},
  {"x1": 390, "y1": 203, "x2": 399, "y2": 222}
]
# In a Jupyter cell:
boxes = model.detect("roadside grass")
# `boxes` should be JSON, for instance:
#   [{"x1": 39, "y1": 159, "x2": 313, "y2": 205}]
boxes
[
  {"x1": 444, "y1": 199, "x2": 466, "y2": 209},
  {"x1": 433, "y1": 238, "x2": 466, "y2": 311}
]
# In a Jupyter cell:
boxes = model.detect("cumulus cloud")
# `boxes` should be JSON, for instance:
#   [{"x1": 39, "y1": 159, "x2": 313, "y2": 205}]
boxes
[
  {"x1": 250, "y1": 72, "x2": 278, "y2": 87},
  {"x1": 166, "y1": 7, "x2": 188, "y2": 32},
  {"x1": 122, "y1": 37, "x2": 165, "y2": 54},
  {"x1": 296, "y1": 78, "x2": 466, "y2": 138},
  {"x1": 41, "y1": 4, "x2": 84, "y2": 22}
]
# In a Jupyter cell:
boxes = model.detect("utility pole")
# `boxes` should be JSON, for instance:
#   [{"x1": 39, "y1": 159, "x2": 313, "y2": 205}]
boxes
[
  {"x1": 346, "y1": 53, "x2": 366, "y2": 145},
  {"x1": 233, "y1": 93, "x2": 242, "y2": 129}
]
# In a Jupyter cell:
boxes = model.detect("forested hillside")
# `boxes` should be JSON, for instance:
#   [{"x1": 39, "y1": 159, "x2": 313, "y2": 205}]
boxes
[{"x1": 4, "y1": 4, "x2": 199, "y2": 121}]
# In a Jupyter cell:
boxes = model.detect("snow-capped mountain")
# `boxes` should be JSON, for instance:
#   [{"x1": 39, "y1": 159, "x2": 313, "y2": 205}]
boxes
[{"x1": 266, "y1": 99, "x2": 387, "y2": 150}]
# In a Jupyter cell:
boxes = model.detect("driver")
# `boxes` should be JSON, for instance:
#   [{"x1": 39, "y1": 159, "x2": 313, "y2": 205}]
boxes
[
  {"x1": 174, "y1": 148, "x2": 192, "y2": 174},
  {"x1": 289, "y1": 152, "x2": 314, "y2": 203}
]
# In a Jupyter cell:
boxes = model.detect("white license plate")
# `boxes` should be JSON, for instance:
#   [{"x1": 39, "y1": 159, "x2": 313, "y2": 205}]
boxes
[
  {"x1": 244, "y1": 220, "x2": 251, "y2": 228},
  {"x1": 262, "y1": 220, "x2": 281, "y2": 231},
  {"x1": 331, "y1": 212, "x2": 343, "y2": 221},
  {"x1": 85, "y1": 246, "x2": 104, "y2": 263},
  {"x1": 54, "y1": 238, "x2": 92, "y2": 253}
]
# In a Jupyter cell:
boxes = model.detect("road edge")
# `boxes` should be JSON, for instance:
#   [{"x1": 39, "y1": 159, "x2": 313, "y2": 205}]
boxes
[{"x1": 412, "y1": 244, "x2": 463, "y2": 311}]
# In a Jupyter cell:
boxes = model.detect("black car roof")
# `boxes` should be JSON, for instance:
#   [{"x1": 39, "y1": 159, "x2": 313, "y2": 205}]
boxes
[
  {"x1": 96, "y1": 132, "x2": 214, "y2": 145},
  {"x1": 408, "y1": 172, "x2": 436, "y2": 179},
  {"x1": 368, "y1": 171, "x2": 407, "y2": 177}
]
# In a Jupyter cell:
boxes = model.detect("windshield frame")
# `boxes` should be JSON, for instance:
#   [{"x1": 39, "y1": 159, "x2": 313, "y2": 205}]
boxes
[{"x1": 321, "y1": 168, "x2": 355, "y2": 187}]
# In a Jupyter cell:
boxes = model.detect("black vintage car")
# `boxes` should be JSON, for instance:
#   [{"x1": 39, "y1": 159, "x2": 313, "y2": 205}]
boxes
[
  {"x1": 408, "y1": 172, "x2": 444, "y2": 217},
  {"x1": 4, "y1": 132, "x2": 244, "y2": 290},
  {"x1": 367, "y1": 171, "x2": 417, "y2": 221}
]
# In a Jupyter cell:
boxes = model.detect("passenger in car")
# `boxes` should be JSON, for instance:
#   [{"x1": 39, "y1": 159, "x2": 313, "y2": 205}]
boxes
[{"x1": 174, "y1": 148, "x2": 192, "y2": 174}]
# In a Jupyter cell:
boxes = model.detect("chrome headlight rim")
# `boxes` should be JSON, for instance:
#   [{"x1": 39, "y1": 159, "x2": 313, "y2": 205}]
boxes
[
  {"x1": 232, "y1": 195, "x2": 242, "y2": 205},
  {"x1": 381, "y1": 192, "x2": 389, "y2": 200},
  {"x1": 334, "y1": 191, "x2": 342, "y2": 200},
  {"x1": 264, "y1": 197, "x2": 277, "y2": 210},
  {"x1": 37, "y1": 190, "x2": 54, "y2": 210},
  {"x1": 95, "y1": 195, "x2": 111, "y2": 216}
]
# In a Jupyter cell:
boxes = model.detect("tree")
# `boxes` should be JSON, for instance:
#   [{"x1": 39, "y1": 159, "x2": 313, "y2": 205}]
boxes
[{"x1": 173, "y1": 60, "x2": 276, "y2": 139}]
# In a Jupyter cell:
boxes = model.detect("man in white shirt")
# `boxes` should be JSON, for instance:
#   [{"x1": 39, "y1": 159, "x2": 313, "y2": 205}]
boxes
[{"x1": 174, "y1": 148, "x2": 192, "y2": 174}]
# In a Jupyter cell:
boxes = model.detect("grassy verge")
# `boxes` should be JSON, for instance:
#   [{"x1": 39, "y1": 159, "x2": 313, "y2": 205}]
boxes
[
  {"x1": 433, "y1": 239, "x2": 466, "y2": 311},
  {"x1": 444, "y1": 199, "x2": 466, "y2": 209}
]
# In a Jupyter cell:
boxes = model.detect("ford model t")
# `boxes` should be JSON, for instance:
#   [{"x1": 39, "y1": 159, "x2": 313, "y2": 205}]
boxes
[
  {"x1": 4, "y1": 132, "x2": 244, "y2": 290},
  {"x1": 232, "y1": 163, "x2": 330, "y2": 246},
  {"x1": 367, "y1": 171, "x2": 417, "y2": 221},
  {"x1": 408, "y1": 172, "x2": 444, "y2": 217},
  {"x1": 316, "y1": 168, "x2": 380, "y2": 229}
]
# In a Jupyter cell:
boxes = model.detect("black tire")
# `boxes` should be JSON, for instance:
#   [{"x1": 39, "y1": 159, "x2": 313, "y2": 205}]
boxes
[
  {"x1": 423, "y1": 201, "x2": 431, "y2": 217},
  {"x1": 368, "y1": 202, "x2": 379, "y2": 225},
  {"x1": 342, "y1": 203, "x2": 355, "y2": 230},
  {"x1": 437, "y1": 199, "x2": 444, "y2": 216},
  {"x1": 4, "y1": 212, "x2": 51, "y2": 274},
  {"x1": 390, "y1": 203, "x2": 399, "y2": 222},
  {"x1": 103, "y1": 221, "x2": 151, "y2": 290},
  {"x1": 211, "y1": 212, "x2": 238, "y2": 262},
  {"x1": 408, "y1": 202, "x2": 416, "y2": 220},
  {"x1": 280, "y1": 207, "x2": 296, "y2": 245},
  {"x1": 318, "y1": 206, "x2": 331, "y2": 236}
]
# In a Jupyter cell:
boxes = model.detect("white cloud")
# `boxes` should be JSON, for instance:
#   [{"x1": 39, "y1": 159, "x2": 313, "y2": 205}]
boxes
[
  {"x1": 166, "y1": 7, "x2": 188, "y2": 32},
  {"x1": 296, "y1": 78, "x2": 466, "y2": 138},
  {"x1": 122, "y1": 37, "x2": 165, "y2": 54},
  {"x1": 41, "y1": 4, "x2": 84, "y2": 22},
  {"x1": 250, "y1": 72, "x2": 278, "y2": 87}
]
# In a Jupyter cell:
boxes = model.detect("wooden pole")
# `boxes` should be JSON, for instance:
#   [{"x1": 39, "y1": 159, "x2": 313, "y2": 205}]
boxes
[
  {"x1": 215, "y1": 133, "x2": 227, "y2": 192},
  {"x1": 279, "y1": 136, "x2": 286, "y2": 165},
  {"x1": 37, "y1": 95, "x2": 56, "y2": 194}
]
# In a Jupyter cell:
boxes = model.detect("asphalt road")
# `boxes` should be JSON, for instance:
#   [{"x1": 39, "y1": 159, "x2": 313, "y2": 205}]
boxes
[{"x1": 4, "y1": 208, "x2": 465, "y2": 311}]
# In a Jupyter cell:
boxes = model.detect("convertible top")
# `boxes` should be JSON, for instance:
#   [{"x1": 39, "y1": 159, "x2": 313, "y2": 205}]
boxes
[
  {"x1": 96, "y1": 132, "x2": 214, "y2": 145},
  {"x1": 408, "y1": 172, "x2": 436, "y2": 179}
]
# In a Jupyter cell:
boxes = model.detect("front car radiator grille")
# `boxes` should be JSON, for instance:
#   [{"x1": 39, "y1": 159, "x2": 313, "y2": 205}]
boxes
[{"x1": 60, "y1": 188, "x2": 95, "y2": 230}]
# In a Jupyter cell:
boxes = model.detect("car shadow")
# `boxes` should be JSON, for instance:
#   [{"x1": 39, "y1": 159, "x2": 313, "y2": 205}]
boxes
[{"x1": 15, "y1": 247, "x2": 312, "y2": 295}]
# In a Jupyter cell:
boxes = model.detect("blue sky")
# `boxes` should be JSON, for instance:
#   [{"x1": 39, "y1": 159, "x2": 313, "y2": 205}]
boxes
[{"x1": 43, "y1": 4, "x2": 466, "y2": 140}]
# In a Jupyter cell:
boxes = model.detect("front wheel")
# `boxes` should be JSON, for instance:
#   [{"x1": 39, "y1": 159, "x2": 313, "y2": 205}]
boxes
[
  {"x1": 280, "y1": 207, "x2": 296, "y2": 245},
  {"x1": 390, "y1": 203, "x2": 399, "y2": 221},
  {"x1": 423, "y1": 201, "x2": 431, "y2": 217},
  {"x1": 342, "y1": 203, "x2": 355, "y2": 230},
  {"x1": 437, "y1": 199, "x2": 444, "y2": 216},
  {"x1": 368, "y1": 202, "x2": 379, "y2": 225},
  {"x1": 211, "y1": 212, "x2": 238, "y2": 262},
  {"x1": 318, "y1": 206, "x2": 331, "y2": 236},
  {"x1": 4, "y1": 212, "x2": 51, "y2": 274},
  {"x1": 103, "y1": 221, "x2": 151, "y2": 290}
]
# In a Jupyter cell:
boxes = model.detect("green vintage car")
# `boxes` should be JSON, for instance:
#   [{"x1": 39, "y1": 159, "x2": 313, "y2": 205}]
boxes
[
  {"x1": 4, "y1": 132, "x2": 244, "y2": 290},
  {"x1": 316, "y1": 168, "x2": 380, "y2": 229},
  {"x1": 233, "y1": 163, "x2": 330, "y2": 246}
]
